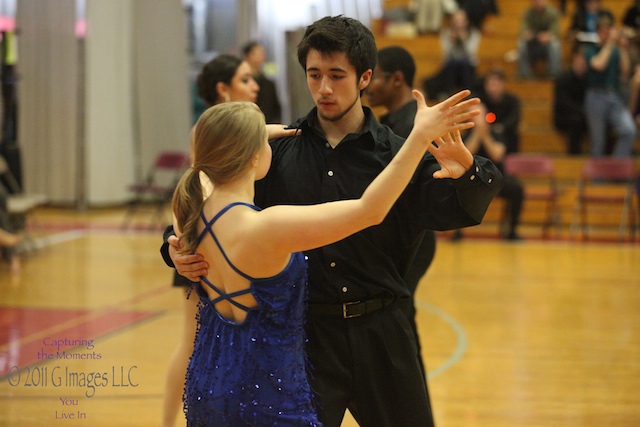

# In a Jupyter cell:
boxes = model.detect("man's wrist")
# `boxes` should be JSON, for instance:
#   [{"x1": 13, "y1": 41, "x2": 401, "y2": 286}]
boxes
[{"x1": 453, "y1": 159, "x2": 480, "y2": 188}]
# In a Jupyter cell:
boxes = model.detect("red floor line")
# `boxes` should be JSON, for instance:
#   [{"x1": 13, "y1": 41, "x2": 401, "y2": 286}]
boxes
[{"x1": 0, "y1": 282, "x2": 178, "y2": 378}]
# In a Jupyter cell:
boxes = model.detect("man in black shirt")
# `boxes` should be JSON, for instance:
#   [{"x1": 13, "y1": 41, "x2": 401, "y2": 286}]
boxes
[
  {"x1": 164, "y1": 16, "x2": 503, "y2": 427},
  {"x1": 365, "y1": 44, "x2": 436, "y2": 389}
]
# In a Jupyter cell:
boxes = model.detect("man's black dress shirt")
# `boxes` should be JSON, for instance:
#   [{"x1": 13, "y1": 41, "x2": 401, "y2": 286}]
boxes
[
  {"x1": 254, "y1": 106, "x2": 503, "y2": 305},
  {"x1": 379, "y1": 99, "x2": 417, "y2": 140}
]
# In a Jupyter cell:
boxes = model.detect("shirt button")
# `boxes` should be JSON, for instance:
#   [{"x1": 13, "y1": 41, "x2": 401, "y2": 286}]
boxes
[
  {"x1": 325, "y1": 143, "x2": 331, "y2": 148},
  {"x1": 341, "y1": 287, "x2": 348, "y2": 293},
  {"x1": 330, "y1": 262, "x2": 336, "y2": 267},
  {"x1": 476, "y1": 166, "x2": 479, "y2": 173},
  {"x1": 470, "y1": 175, "x2": 475, "y2": 180},
  {"x1": 327, "y1": 170, "x2": 334, "y2": 177},
  {"x1": 488, "y1": 178, "x2": 493, "y2": 183}
]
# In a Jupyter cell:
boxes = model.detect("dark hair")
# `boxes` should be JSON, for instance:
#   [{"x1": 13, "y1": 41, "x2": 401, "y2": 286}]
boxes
[
  {"x1": 297, "y1": 15, "x2": 377, "y2": 79},
  {"x1": 596, "y1": 12, "x2": 614, "y2": 29},
  {"x1": 484, "y1": 68, "x2": 506, "y2": 82},
  {"x1": 377, "y1": 46, "x2": 416, "y2": 88},
  {"x1": 197, "y1": 54, "x2": 243, "y2": 106},
  {"x1": 242, "y1": 41, "x2": 261, "y2": 56}
]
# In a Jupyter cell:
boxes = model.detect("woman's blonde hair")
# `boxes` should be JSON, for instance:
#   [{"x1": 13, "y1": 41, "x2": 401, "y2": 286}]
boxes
[{"x1": 172, "y1": 102, "x2": 267, "y2": 253}]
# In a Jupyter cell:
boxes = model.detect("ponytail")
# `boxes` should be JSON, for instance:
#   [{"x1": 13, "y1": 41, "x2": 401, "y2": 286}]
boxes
[{"x1": 172, "y1": 167, "x2": 205, "y2": 254}]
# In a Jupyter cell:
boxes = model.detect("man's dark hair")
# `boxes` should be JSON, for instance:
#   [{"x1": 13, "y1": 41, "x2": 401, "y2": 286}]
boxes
[
  {"x1": 297, "y1": 15, "x2": 377, "y2": 79},
  {"x1": 197, "y1": 54, "x2": 243, "y2": 106},
  {"x1": 377, "y1": 46, "x2": 416, "y2": 88}
]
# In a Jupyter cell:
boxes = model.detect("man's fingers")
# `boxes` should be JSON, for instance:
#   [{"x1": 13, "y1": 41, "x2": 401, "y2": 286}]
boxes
[{"x1": 168, "y1": 235, "x2": 181, "y2": 247}]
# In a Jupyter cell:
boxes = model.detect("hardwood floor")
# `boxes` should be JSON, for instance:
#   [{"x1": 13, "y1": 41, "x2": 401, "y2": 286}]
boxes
[{"x1": 1, "y1": 206, "x2": 639, "y2": 426}]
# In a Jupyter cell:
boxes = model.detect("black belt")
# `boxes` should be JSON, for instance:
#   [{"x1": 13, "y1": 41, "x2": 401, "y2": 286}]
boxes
[{"x1": 307, "y1": 298, "x2": 394, "y2": 319}]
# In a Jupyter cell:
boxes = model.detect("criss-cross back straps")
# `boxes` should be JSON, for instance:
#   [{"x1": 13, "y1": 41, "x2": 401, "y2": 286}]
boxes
[{"x1": 195, "y1": 202, "x2": 261, "y2": 311}]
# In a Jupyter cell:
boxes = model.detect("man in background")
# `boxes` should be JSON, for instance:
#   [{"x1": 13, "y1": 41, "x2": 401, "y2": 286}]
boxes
[
  {"x1": 242, "y1": 41, "x2": 282, "y2": 123},
  {"x1": 365, "y1": 44, "x2": 437, "y2": 411},
  {"x1": 467, "y1": 69, "x2": 524, "y2": 241},
  {"x1": 583, "y1": 14, "x2": 636, "y2": 157},
  {"x1": 517, "y1": 0, "x2": 562, "y2": 79}
]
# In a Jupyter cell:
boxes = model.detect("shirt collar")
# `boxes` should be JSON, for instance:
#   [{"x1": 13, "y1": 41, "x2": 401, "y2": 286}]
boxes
[{"x1": 294, "y1": 106, "x2": 379, "y2": 149}]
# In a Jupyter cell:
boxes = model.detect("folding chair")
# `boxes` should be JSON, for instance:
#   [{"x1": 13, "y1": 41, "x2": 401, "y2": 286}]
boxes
[
  {"x1": 0, "y1": 154, "x2": 48, "y2": 249},
  {"x1": 503, "y1": 153, "x2": 560, "y2": 239},
  {"x1": 122, "y1": 150, "x2": 191, "y2": 230},
  {"x1": 570, "y1": 158, "x2": 637, "y2": 242}
]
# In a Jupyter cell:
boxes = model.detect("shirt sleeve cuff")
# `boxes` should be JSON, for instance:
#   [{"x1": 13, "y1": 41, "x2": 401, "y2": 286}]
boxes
[{"x1": 452, "y1": 159, "x2": 481, "y2": 189}]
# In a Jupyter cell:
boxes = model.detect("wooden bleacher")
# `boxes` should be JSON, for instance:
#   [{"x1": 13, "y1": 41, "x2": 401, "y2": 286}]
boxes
[{"x1": 374, "y1": 0, "x2": 639, "y2": 241}]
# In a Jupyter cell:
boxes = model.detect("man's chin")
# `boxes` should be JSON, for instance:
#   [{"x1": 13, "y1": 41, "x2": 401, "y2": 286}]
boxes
[{"x1": 318, "y1": 111, "x2": 344, "y2": 122}]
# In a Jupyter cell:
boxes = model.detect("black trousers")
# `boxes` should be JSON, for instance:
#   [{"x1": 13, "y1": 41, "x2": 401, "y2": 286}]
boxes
[
  {"x1": 555, "y1": 115, "x2": 587, "y2": 155},
  {"x1": 305, "y1": 302, "x2": 435, "y2": 427},
  {"x1": 500, "y1": 174, "x2": 524, "y2": 236}
]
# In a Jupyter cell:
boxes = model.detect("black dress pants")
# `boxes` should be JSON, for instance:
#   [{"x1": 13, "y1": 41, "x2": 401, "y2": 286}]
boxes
[{"x1": 305, "y1": 303, "x2": 435, "y2": 427}]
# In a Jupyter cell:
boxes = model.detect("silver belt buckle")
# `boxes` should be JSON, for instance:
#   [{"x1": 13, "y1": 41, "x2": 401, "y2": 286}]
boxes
[{"x1": 342, "y1": 301, "x2": 362, "y2": 319}]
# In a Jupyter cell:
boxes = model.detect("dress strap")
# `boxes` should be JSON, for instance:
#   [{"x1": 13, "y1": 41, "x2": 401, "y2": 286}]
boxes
[
  {"x1": 200, "y1": 277, "x2": 253, "y2": 311},
  {"x1": 197, "y1": 202, "x2": 261, "y2": 281}
]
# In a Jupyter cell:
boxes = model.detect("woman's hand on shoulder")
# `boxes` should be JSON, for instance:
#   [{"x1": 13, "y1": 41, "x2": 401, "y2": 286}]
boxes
[{"x1": 266, "y1": 124, "x2": 301, "y2": 140}]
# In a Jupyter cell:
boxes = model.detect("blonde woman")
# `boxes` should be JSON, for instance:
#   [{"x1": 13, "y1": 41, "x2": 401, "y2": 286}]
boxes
[{"x1": 161, "y1": 53, "x2": 296, "y2": 427}]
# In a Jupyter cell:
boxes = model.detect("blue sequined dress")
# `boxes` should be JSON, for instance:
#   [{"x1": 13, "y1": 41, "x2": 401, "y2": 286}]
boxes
[{"x1": 184, "y1": 202, "x2": 322, "y2": 427}]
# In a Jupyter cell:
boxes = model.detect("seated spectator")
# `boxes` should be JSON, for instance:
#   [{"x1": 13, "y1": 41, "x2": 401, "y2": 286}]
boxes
[
  {"x1": 456, "y1": 0, "x2": 499, "y2": 30},
  {"x1": 475, "y1": 69, "x2": 521, "y2": 154},
  {"x1": 584, "y1": 14, "x2": 637, "y2": 157},
  {"x1": 413, "y1": 0, "x2": 445, "y2": 34},
  {"x1": 455, "y1": 70, "x2": 524, "y2": 241},
  {"x1": 455, "y1": 103, "x2": 524, "y2": 241},
  {"x1": 567, "y1": 0, "x2": 614, "y2": 46},
  {"x1": 553, "y1": 47, "x2": 589, "y2": 154},
  {"x1": 517, "y1": 0, "x2": 562, "y2": 79},
  {"x1": 423, "y1": 9, "x2": 481, "y2": 101},
  {"x1": 622, "y1": 0, "x2": 640, "y2": 36}
]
